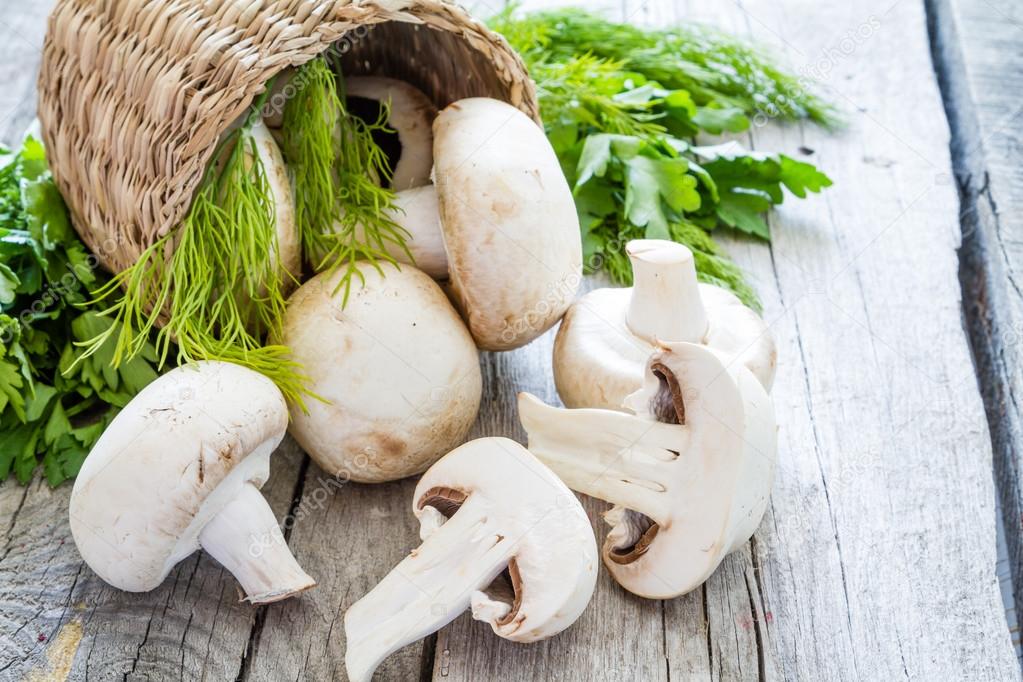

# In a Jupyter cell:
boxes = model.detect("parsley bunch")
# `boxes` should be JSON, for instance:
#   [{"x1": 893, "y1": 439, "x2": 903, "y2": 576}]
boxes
[
  {"x1": 0, "y1": 137, "x2": 159, "y2": 486},
  {"x1": 490, "y1": 7, "x2": 836, "y2": 308}
]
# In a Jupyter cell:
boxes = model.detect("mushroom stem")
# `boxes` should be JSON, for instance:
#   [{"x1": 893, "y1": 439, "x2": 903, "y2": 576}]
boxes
[
  {"x1": 353, "y1": 185, "x2": 449, "y2": 279},
  {"x1": 198, "y1": 483, "x2": 315, "y2": 604},
  {"x1": 344, "y1": 494, "x2": 515, "y2": 682},
  {"x1": 517, "y1": 394, "x2": 678, "y2": 526},
  {"x1": 626, "y1": 240, "x2": 709, "y2": 345}
]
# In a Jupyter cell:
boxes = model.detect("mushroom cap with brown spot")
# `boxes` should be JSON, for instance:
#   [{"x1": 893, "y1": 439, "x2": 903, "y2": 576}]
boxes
[
  {"x1": 69, "y1": 362, "x2": 289, "y2": 592},
  {"x1": 282, "y1": 262, "x2": 482, "y2": 483},
  {"x1": 432, "y1": 98, "x2": 582, "y2": 351}
]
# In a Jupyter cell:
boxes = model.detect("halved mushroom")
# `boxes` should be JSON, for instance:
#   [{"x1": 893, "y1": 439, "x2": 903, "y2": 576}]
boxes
[
  {"x1": 281, "y1": 261, "x2": 482, "y2": 483},
  {"x1": 519, "y1": 341, "x2": 777, "y2": 599},
  {"x1": 554, "y1": 239, "x2": 775, "y2": 410},
  {"x1": 344, "y1": 97, "x2": 583, "y2": 351},
  {"x1": 69, "y1": 361, "x2": 315, "y2": 604},
  {"x1": 344, "y1": 437, "x2": 598, "y2": 682},
  {"x1": 344, "y1": 76, "x2": 437, "y2": 191}
]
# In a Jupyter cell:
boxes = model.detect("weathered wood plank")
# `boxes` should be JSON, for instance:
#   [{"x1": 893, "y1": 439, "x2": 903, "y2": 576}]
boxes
[
  {"x1": 241, "y1": 472, "x2": 428, "y2": 682},
  {"x1": 675, "y1": 0, "x2": 1018, "y2": 679},
  {"x1": 433, "y1": 334, "x2": 670, "y2": 682},
  {"x1": 0, "y1": 434, "x2": 305, "y2": 680},
  {"x1": 927, "y1": 0, "x2": 1023, "y2": 658},
  {"x1": 0, "y1": 1, "x2": 1018, "y2": 681},
  {"x1": 0, "y1": 2, "x2": 49, "y2": 143}
]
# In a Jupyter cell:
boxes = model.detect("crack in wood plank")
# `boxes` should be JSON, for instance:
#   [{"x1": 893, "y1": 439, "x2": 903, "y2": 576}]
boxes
[{"x1": 924, "y1": 0, "x2": 1023, "y2": 662}]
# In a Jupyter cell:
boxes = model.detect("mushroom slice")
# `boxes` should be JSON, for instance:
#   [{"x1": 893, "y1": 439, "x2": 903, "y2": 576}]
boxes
[
  {"x1": 554, "y1": 239, "x2": 776, "y2": 410},
  {"x1": 345, "y1": 76, "x2": 438, "y2": 191},
  {"x1": 519, "y1": 342, "x2": 777, "y2": 599},
  {"x1": 69, "y1": 361, "x2": 315, "y2": 604},
  {"x1": 344, "y1": 438, "x2": 597, "y2": 682},
  {"x1": 282, "y1": 261, "x2": 482, "y2": 483}
]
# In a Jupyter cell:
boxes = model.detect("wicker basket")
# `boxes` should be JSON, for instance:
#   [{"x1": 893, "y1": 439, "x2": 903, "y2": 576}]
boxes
[{"x1": 37, "y1": 0, "x2": 539, "y2": 275}]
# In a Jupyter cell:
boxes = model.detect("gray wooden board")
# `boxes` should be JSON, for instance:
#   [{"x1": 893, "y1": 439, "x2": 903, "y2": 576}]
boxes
[
  {"x1": 927, "y1": 0, "x2": 1023, "y2": 661},
  {"x1": 0, "y1": 0, "x2": 1018, "y2": 680}
]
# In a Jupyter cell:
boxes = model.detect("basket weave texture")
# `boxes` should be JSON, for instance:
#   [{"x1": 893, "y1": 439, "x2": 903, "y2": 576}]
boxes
[{"x1": 37, "y1": 0, "x2": 538, "y2": 274}]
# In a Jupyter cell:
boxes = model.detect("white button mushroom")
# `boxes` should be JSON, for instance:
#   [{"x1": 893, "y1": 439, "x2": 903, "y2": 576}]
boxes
[
  {"x1": 519, "y1": 341, "x2": 777, "y2": 599},
  {"x1": 344, "y1": 437, "x2": 598, "y2": 682},
  {"x1": 344, "y1": 76, "x2": 438, "y2": 192},
  {"x1": 554, "y1": 239, "x2": 776, "y2": 410},
  {"x1": 69, "y1": 361, "x2": 315, "y2": 604},
  {"x1": 212, "y1": 117, "x2": 301, "y2": 296},
  {"x1": 281, "y1": 261, "x2": 482, "y2": 483},
  {"x1": 251, "y1": 118, "x2": 302, "y2": 291},
  {"x1": 349, "y1": 97, "x2": 583, "y2": 351}
]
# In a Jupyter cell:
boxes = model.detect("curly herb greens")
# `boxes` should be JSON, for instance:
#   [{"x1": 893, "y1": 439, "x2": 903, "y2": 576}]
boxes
[
  {"x1": 490, "y1": 7, "x2": 836, "y2": 308},
  {"x1": 80, "y1": 86, "x2": 309, "y2": 405},
  {"x1": 282, "y1": 56, "x2": 412, "y2": 305},
  {"x1": 0, "y1": 137, "x2": 160, "y2": 486}
]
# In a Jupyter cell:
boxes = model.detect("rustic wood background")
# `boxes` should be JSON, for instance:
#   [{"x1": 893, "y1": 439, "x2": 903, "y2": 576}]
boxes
[{"x1": 1, "y1": 0, "x2": 1021, "y2": 680}]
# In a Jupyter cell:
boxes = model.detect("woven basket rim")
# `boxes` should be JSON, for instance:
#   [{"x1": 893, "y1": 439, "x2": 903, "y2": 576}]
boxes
[{"x1": 38, "y1": 0, "x2": 539, "y2": 275}]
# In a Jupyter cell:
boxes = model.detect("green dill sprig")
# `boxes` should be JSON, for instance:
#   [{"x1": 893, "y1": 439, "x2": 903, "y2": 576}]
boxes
[
  {"x1": 491, "y1": 6, "x2": 839, "y2": 128},
  {"x1": 489, "y1": 6, "x2": 836, "y2": 309},
  {"x1": 78, "y1": 87, "x2": 309, "y2": 405},
  {"x1": 281, "y1": 57, "x2": 412, "y2": 305}
]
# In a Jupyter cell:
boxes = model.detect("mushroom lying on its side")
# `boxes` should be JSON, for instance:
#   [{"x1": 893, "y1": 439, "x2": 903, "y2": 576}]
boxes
[
  {"x1": 70, "y1": 362, "x2": 315, "y2": 604},
  {"x1": 281, "y1": 261, "x2": 482, "y2": 483},
  {"x1": 250, "y1": 118, "x2": 302, "y2": 293},
  {"x1": 554, "y1": 239, "x2": 775, "y2": 411},
  {"x1": 212, "y1": 117, "x2": 302, "y2": 298},
  {"x1": 342, "y1": 97, "x2": 583, "y2": 351},
  {"x1": 344, "y1": 76, "x2": 438, "y2": 191},
  {"x1": 519, "y1": 341, "x2": 777, "y2": 599},
  {"x1": 344, "y1": 437, "x2": 598, "y2": 682}
]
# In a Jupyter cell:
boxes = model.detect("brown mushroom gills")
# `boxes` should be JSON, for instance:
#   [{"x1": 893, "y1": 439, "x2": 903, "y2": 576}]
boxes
[
  {"x1": 649, "y1": 362, "x2": 686, "y2": 425},
  {"x1": 606, "y1": 510, "x2": 660, "y2": 565},
  {"x1": 417, "y1": 486, "x2": 522, "y2": 626},
  {"x1": 608, "y1": 362, "x2": 687, "y2": 565}
]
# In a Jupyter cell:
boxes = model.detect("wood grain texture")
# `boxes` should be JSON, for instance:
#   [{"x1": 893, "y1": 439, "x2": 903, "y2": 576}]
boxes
[
  {"x1": 240, "y1": 472, "x2": 428, "y2": 682},
  {"x1": 0, "y1": 0, "x2": 1018, "y2": 680},
  {"x1": 927, "y1": 0, "x2": 1023, "y2": 655},
  {"x1": 672, "y1": 0, "x2": 1018, "y2": 679},
  {"x1": 434, "y1": 334, "x2": 670, "y2": 682}
]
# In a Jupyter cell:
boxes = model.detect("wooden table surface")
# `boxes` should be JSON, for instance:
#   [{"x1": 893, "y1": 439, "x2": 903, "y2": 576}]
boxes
[{"x1": 2, "y1": 0, "x2": 1022, "y2": 680}]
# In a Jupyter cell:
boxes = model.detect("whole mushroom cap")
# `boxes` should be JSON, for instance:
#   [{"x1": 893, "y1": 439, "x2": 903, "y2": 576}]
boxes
[
  {"x1": 554, "y1": 285, "x2": 775, "y2": 409},
  {"x1": 69, "y1": 361, "x2": 289, "y2": 592},
  {"x1": 251, "y1": 119, "x2": 301, "y2": 291},
  {"x1": 283, "y1": 262, "x2": 482, "y2": 483},
  {"x1": 432, "y1": 98, "x2": 583, "y2": 351},
  {"x1": 554, "y1": 240, "x2": 776, "y2": 410}
]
